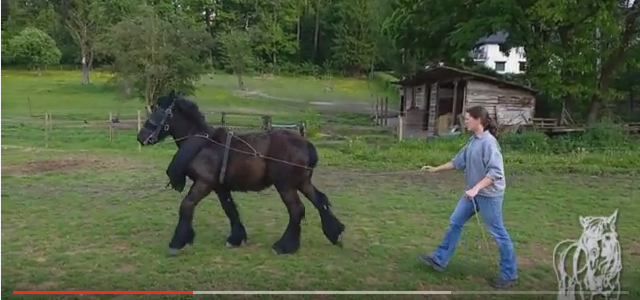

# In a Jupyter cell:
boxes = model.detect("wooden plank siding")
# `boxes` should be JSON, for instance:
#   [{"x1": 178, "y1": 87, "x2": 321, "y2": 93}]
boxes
[
  {"x1": 415, "y1": 84, "x2": 426, "y2": 109},
  {"x1": 427, "y1": 83, "x2": 439, "y2": 135},
  {"x1": 465, "y1": 81, "x2": 535, "y2": 125},
  {"x1": 404, "y1": 86, "x2": 414, "y2": 109}
]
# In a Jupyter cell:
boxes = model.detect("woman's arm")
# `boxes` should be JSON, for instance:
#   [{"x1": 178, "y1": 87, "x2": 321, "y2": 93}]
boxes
[
  {"x1": 429, "y1": 145, "x2": 467, "y2": 172},
  {"x1": 451, "y1": 145, "x2": 468, "y2": 171},
  {"x1": 470, "y1": 141, "x2": 504, "y2": 191}
]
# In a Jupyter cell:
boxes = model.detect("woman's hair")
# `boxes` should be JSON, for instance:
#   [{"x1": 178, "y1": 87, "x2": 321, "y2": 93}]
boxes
[{"x1": 465, "y1": 105, "x2": 498, "y2": 136}]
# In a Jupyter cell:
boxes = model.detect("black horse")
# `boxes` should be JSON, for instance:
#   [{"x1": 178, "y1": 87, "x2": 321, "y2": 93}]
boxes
[{"x1": 136, "y1": 91, "x2": 345, "y2": 255}]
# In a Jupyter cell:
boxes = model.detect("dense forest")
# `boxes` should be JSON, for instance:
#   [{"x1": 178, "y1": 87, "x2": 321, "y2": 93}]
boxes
[{"x1": 1, "y1": 0, "x2": 639, "y2": 122}]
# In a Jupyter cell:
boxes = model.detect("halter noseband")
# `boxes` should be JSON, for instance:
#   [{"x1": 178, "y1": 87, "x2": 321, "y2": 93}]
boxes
[{"x1": 144, "y1": 100, "x2": 175, "y2": 145}]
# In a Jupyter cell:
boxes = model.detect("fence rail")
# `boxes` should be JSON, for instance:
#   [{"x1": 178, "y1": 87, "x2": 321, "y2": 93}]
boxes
[{"x1": 5, "y1": 110, "x2": 307, "y2": 150}]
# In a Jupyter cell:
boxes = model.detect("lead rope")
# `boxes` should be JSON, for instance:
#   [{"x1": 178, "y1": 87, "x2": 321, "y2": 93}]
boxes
[
  {"x1": 461, "y1": 221, "x2": 470, "y2": 266},
  {"x1": 173, "y1": 133, "x2": 428, "y2": 177},
  {"x1": 471, "y1": 198, "x2": 496, "y2": 272}
]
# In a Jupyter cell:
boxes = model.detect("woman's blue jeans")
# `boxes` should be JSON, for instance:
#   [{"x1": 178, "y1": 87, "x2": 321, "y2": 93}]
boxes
[{"x1": 432, "y1": 194, "x2": 518, "y2": 280}]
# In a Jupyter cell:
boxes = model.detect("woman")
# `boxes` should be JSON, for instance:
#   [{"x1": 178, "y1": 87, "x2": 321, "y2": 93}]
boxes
[{"x1": 418, "y1": 105, "x2": 518, "y2": 289}]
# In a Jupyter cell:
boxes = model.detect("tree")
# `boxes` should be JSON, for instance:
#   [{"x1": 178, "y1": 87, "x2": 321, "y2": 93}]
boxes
[
  {"x1": 48, "y1": 0, "x2": 135, "y2": 84},
  {"x1": 384, "y1": 0, "x2": 640, "y2": 123},
  {"x1": 1, "y1": 30, "x2": 11, "y2": 65},
  {"x1": 330, "y1": 0, "x2": 377, "y2": 76},
  {"x1": 218, "y1": 28, "x2": 255, "y2": 89},
  {"x1": 252, "y1": 0, "x2": 299, "y2": 73},
  {"x1": 48, "y1": 0, "x2": 105, "y2": 84},
  {"x1": 98, "y1": 4, "x2": 213, "y2": 106},
  {"x1": 8, "y1": 27, "x2": 62, "y2": 74}
]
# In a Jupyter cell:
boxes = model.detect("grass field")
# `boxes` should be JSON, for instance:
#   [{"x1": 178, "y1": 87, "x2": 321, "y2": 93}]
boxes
[{"x1": 2, "y1": 70, "x2": 640, "y2": 299}]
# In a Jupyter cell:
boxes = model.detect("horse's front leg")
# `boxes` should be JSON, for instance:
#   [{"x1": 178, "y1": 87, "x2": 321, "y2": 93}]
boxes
[
  {"x1": 168, "y1": 181, "x2": 212, "y2": 256},
  {"x1": 214, "y1": 188, "x2": 248, "y2": 247},
  {"x1": 272, "y1": 186, "x2": 305, "y2": 255}
]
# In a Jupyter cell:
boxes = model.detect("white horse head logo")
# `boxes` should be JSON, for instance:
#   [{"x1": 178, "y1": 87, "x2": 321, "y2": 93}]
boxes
[{"x1": 553, "y1": 210, "x2": 622, "y2": 300}]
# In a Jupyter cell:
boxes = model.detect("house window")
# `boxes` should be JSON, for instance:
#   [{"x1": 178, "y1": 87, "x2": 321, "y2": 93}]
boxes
[
  {"x1": 494, "y1": 61, "x2": 506, "y2": 72},
  {"x1": 518, "y1": 61, "x2": 527, "y2": 72}
]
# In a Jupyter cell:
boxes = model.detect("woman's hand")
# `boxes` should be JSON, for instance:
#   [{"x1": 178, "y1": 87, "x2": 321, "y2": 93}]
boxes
[
  {"x1": 465, "y1": 187, "x2": 479, "y2": 199},
  {"x1": 420, "y1": 165, "x2": 437, "y2": 173}
]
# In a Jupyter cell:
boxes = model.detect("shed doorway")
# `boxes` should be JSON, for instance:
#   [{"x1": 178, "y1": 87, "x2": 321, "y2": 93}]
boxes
[{"x1": 435, "y1": 80, "x2": 466, "y2": 134}]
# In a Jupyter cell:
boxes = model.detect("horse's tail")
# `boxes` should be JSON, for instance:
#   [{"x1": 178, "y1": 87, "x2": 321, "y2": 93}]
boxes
[
  {"x1": 306, "y1": 140, "x2": 319, "y2": 170},
  {"x1": 554, "y1": 240, "x2": 578, "y2": 298},
  {"x1": 305, "y1": 140, "x2": 331, "y2": 207}
]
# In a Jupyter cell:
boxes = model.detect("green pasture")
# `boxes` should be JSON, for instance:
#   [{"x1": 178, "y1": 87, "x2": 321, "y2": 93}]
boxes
[
  {"x1": 1, "y1": 70, "x2": 389, "y2": 121},
  {"x1": 1, "y1": 70, "x2": 639, "y2": 299}
]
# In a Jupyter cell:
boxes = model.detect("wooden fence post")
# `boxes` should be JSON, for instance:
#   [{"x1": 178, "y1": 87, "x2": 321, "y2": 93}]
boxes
[
  {"x1": 299, "y1": 121, "x2": 307, "y2": 137},
  {"x1": 48, "y1": 113, "x2": 53, "y2": 136},
  {"x1": 372, "y1": 97, "x2": 378, "y2": 126},
  {"x1": 374, "y1": 97, "x2": 380, "y2": 126},
  {"x1": 44, "y1": 113, "x2": 49, "y2": 148},
  {"x1": 137, "y1": 110, "x2": 142, "y2": 152},
  {"x1": 108, "y1": 112, "x2": 114, "y2": 144},
  {"x1": 398, "y1": 114, "x2": 404, "y2": 141},
  {"x1": 261, "y1": 115, "x2": 273, "y2": 131},
  {"x1": 220, "y1": 112, "x2": 227, "y2": 127},
  {"x1": 384, "y1": 97, "x2": 389, "y2": 126}
]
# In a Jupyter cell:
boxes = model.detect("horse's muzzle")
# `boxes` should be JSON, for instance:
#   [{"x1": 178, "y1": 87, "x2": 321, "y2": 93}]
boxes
[{"x1": 137, "y1": 129, "x2": 157, "y2": 146}]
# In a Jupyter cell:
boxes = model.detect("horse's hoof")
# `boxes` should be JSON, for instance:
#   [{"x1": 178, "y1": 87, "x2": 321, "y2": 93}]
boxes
[
  {"x1": 271, "y1": 241, "x2": 300, "y2": 255},
  {"x1": 167, "y1": 248, "x2": 180, "y2": 257},
  {"x1": 226, "y1": 240, "x2": 247, "y2": 248},
  {"x1": 187, "y1": 230, "x2": 196, "y2": 245},
  {"x1": 328, "y1": 223, "x2": 345, "y2": 245},
  {"x1": 226, "y1": 235, "x2": 247, "y2": 248}
]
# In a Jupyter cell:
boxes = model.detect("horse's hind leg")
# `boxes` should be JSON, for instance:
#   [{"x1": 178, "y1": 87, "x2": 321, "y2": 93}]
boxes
[
  {"x1": 272, "y1": 185, "x2": 305, "y2": 255},
  {"x1": 298, "y1": 180, "x2": 345, "y2": 246},
  {"x1": 214, "y1": 188, "x2": 247, "y2": 247},
  {"x1": 168, "y1": 181, "x2": 212, "y2": 256}
]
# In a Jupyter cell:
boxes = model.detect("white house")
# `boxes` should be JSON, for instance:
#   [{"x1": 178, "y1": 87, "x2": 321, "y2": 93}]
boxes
[{"x1": 469, "y1": 32, "x2": 527, "y2": 74}]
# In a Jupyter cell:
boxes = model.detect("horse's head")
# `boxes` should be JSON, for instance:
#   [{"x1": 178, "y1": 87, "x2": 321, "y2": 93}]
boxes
[
  {"x1": 137, "y1": 90, "x2": 209, "y2": 146},
  {"x1": 578, "y1": 210, "x2": 620, "y2": 282}
]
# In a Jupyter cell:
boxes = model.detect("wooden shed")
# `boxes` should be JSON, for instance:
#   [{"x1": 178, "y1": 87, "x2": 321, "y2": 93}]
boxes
[{"x1": 393, "y1": 65, "x2": 537, "y2": 137}]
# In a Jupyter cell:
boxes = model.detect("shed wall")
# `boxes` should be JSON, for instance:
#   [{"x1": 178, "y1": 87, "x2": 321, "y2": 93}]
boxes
[{"x1": 465, "y1": 81, "x2": 535, "y2": 125}]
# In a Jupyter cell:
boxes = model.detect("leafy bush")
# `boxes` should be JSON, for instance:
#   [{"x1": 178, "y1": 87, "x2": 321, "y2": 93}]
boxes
[
  {"x1": 317, "y1": 122, "x2": 640, "y2": 175},
  {"x1": 7, "y1": 27, "x2": 62, "y2": 71},
  {"x1": 500, "y1": 121, "x2": 638, "y2": 154}
]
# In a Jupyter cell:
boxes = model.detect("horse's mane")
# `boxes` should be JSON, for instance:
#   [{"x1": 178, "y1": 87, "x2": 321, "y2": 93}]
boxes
[{"x1": 174, "y1": 97, "x2": 209, "y2": 130}]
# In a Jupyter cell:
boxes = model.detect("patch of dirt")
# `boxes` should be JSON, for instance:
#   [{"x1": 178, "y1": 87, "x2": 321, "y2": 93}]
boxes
[
  {"x1": 111, "y1": 120, "x2": 140, "y2": 130},
  {"x1": 82, "y1": 119, "x2": 140, "y2": 130},
  {"x1": 116, "y1": 263, "x2": 137, "y2": 273},
  {"x1": 2, "y1": 156, "x2": 136, "y2": 176},
  {"x1": 16, "y1": 280, "x2": 59, "y2": 290},
  {"x1": 234, "y1": 89, "x2": 299, "y2": 102},
  {"x1": 631, "y1": 241, "x2": 640, "y2": 256}
]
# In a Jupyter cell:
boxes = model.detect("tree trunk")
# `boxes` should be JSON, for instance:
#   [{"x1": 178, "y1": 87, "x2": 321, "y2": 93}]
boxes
[
  {"x1": 235, "y1": 69, "x2": 245, "y2": 89},
  {"x1": 124, "y1": 78, "x2": 133, "y2": 98},
  {"x1": 297, "y1": 16, "x2": 301, "y2": 56},
  {"x1": 312, "y1": 0, "x2": 320, "y2": 62},
  {"x1": 80, "y1": 46, "x2": 91, "y2": 85}
]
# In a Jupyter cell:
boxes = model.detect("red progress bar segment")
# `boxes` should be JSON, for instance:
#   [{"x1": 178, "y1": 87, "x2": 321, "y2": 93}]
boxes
[{"x1": 14, "y1": 291, "x2": 194, "y2": 295}]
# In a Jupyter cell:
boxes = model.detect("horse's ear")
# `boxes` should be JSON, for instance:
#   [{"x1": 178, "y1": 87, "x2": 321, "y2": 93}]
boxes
[
  {"x1": 169, "y1": 90, "x2": 176, "y2": 98},
  {"x1": 608, "y1": 210, "x2": 618, "y2": 225},
  {"x1": 579, "y1": 216, "x2": 589, "y2": 228}
]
